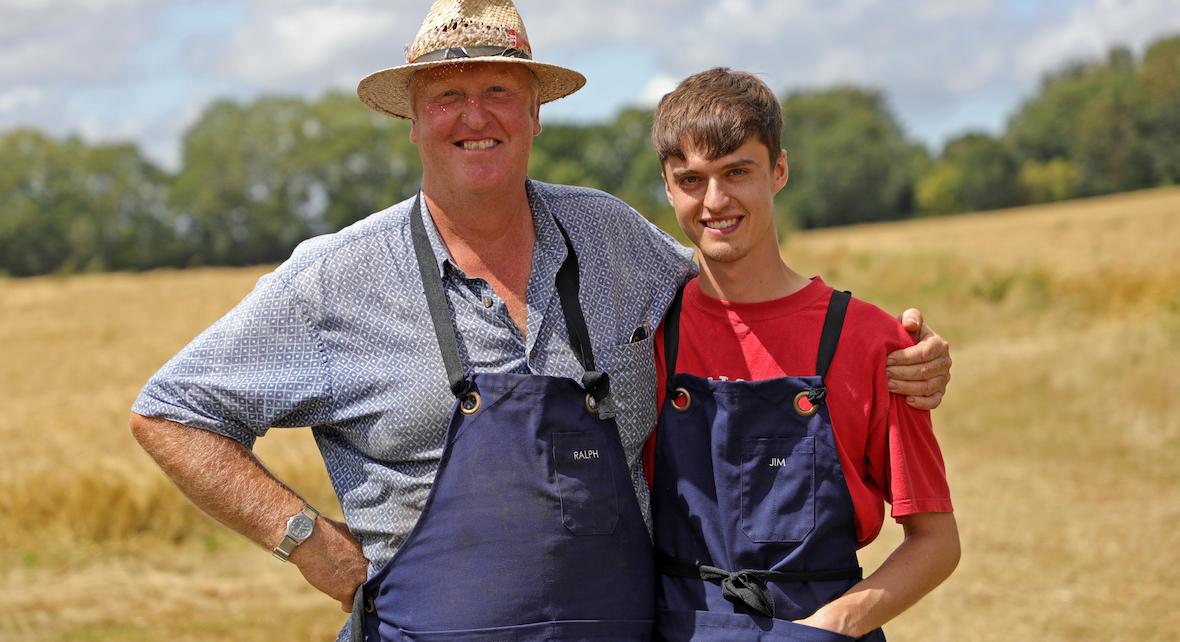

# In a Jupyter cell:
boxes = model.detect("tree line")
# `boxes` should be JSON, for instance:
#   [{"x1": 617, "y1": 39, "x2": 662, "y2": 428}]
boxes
[{"x1": 2, "y1": 35, "x2": 1177, "y2": 277}]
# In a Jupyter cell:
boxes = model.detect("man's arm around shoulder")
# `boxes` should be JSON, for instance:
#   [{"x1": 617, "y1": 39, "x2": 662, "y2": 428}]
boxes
[{"x1": 129, "y1": 413, "x2": 368, "y2": 611}]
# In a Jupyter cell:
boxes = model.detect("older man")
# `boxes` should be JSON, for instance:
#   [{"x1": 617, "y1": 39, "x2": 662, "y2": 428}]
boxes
[{"x1": 129, "y1": 1, "x2": 951, "y2": 640}]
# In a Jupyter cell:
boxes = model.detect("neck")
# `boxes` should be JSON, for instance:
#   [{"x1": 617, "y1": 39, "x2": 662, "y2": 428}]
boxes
[
  {"x1": 422, "y1": 178, "x2": 533, "y2": 241},
  {"x1": 420, "y1": 180, "x2": 536, "y2": 335},
  {"x1": 696, "y1": 250, "x2": 810, "y2": 303}
]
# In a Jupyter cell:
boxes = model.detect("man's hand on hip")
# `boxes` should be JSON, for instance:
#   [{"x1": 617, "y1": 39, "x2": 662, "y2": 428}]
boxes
[{"x1": 290, "y1": 516, "x2": 369, "y2": 612}]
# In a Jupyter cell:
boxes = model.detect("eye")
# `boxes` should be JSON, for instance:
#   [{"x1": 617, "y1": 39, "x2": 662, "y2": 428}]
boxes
[
  {"x1": 728, "y1": 167, "x2": 749, "y2": 177},
  {"x1": 678, "y1": 175, "x2": 701, "y2": 188}
]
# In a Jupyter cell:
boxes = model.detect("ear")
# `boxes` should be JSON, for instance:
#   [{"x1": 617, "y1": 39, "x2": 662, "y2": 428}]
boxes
[
  {"x1": 532, "y1": 100, "x2": 542, "y2": 137},
  {"x1": 772, "y1": 149, "x2": 789, "y2": 193},
  {"x1": 409, "y1": 118, "x2": 419, "y2": 145},
  {"x1": 661, "y1": 167, "x2": 675, "y2": 205}
]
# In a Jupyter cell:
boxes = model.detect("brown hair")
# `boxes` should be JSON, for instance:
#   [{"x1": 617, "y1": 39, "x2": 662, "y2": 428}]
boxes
[{"x1": 651, "y1": 67, "x2": 782, "y2": 164}]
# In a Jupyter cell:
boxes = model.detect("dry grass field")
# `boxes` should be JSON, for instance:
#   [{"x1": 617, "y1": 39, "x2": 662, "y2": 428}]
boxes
[{"x1": 1, "y1": 187, "x2": 1178, "y2": 641}]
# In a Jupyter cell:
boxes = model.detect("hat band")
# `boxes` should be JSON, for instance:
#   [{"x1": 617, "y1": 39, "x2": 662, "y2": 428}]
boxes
[{"x1": 414, "y1": 46, "x2": 531, "y2": 63}]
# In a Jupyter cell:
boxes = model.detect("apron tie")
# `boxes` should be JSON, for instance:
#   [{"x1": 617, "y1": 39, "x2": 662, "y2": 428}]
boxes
[
  {"x1": 710, "y1": 567, "x2": 776, "y2": 617},
  {"x1": 659, "y1": 554, "x2": 863, "y2": 619}
]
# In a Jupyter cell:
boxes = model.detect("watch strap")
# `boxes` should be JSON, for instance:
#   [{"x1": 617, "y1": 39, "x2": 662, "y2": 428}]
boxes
[{"x1": 271, "y1": 503, "x2": 320, "y2": 562}]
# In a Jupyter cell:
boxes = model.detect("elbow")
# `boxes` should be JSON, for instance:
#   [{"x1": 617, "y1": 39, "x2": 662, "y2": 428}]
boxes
[
  {"x1": 129, "y1": 412, "x2": 151, "y2": 446},
  {"x1": 941, "y1": 515, "x2": 962, "y2": 579},
  {"x1": 129, "y1": 412, "x2": 170, "y2": 453}
]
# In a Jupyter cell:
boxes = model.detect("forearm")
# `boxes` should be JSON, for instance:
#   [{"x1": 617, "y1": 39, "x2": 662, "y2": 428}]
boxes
[
  {"x1": 800, "y1": 512, "x2": 960, "y2": 637},
  {"x1": 129, "y1": 413, "x2": 368, "y2": 609},
  {"x1": 129, "y1": 413, "x2": 300, "y2": 548}
]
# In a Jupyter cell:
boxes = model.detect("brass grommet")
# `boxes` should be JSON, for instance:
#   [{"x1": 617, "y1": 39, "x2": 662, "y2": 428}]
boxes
[
  {"x1": 459, "y1": 391, "x2": 482, "y2": 415},
  {"x1": 793, "y1": 390, "x2": 818, "y2": 417},
  {"x1": 671, "y1": 387, "x2": 691, "y2": 412},
  {"x1": 585, "y1": 393, "x2": 599, "y2": 414}
]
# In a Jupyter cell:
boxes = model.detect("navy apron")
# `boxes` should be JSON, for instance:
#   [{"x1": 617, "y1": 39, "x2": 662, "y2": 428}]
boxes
[
  {"x1": 349, "y1": 197, "x2": 655, "y2": 641},
  {"x1": 651, "y1": 288, "x2": 885, "y2": 642}
]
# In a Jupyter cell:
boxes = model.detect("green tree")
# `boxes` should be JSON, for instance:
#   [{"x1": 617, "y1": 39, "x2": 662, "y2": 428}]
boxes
[
  {"x1": 1017, "y1": 158, "x2": 1082, "y2": 204},
  {"x1": 1138, "y1": 36, "x2": 1180, "y2": 184},
  {"x1": 779, "y1": 88, "x2": 924, "y2": 229},
  {"x1": 172, "y1": 93, "x2": 418, "y2": 266},
  {"x1": 915, "y1": 163, "x2": 964, "y2": 215},
  {"x1": 0, "y1": 130, "x2": 174, "y2": 276}
]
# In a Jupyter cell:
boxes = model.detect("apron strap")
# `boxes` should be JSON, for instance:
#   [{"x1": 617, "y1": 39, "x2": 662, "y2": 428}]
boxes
[
  {"x1": 410, "y1": 194, "x2": 470, "y2": 397},
  {"x1": 553, "y1": 222, "x2": 610, "y2": 403},
  {"x1": 662, "y1": 284, "x2": 686, "y2": 394},
  {"x1": 659, "y1": 553, "x2": 862, "y2": 618},
  {"x1": 815, "y1": 290, "x2": 852, "y2": 379},
  {"x1": 409, "y1": 193, "x2": 607, "y2": 401},
  {"x1": 349, "y1": 588, "x2": 365, "y2": 642}
]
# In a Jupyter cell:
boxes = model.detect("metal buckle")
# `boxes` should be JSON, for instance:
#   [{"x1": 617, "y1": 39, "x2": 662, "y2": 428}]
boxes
[
  {"x1": 793, "y1": 390, "x2": 818, "y2": 417},
  {"x1": 459, "y1": 391, "x2": 482, "y2": 415}
]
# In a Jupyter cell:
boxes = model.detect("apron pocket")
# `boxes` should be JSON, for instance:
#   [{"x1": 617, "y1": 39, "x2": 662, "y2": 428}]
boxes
[
  {"x1": 740, "y1": 437, "x2": 816, "y2": 543},
  {"x1": 553, "y1": 431, "x2": 620, "y2": 535}
]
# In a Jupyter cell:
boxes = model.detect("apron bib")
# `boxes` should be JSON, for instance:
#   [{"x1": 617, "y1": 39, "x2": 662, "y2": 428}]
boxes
[
  {"x1": 350, "y1": 197, "x2": 654, "y2": 641},
  {"x1": 652, "y1": 288, "x2": 885, "y2": 642}
]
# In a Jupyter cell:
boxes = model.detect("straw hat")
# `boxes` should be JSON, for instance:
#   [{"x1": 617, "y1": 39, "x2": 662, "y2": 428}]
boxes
[{"x1": 357, "y1": 0, "x2": 586, "y2": 119}]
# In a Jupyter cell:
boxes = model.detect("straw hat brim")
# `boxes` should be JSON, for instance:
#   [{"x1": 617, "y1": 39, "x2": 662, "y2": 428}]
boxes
[{"x1": 357, "y1": 57, "x2": 587, "y2": 120}]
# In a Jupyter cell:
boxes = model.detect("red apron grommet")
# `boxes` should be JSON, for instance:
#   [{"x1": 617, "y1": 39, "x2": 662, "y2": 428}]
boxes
[{"x1": 793, "y1": 391, "x2": 818, "y2": 417}]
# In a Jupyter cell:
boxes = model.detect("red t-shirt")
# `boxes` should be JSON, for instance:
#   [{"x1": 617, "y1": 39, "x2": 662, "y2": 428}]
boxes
[{"x1": 645, "y1": 276, "x2": 953, "y2": 547}]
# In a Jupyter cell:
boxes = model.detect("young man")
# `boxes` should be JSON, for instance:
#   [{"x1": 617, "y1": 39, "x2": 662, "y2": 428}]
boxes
[{"x1": 647, "y1": 68, "x2": 960, "y2": 641}]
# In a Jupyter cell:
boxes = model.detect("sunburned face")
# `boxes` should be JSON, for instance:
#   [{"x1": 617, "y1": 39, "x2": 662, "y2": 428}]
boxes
[
  {"x1": 410, "y1": 62, "x2": 542, "y2": 197},
  {"x1": 662, "y1": 137, "x2": 788, "y2": 268}
]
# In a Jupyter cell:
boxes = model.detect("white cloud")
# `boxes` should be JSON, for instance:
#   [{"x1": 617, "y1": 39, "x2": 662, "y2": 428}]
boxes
[
  {"x1": 218, "y1": 2, "x2": 406, "y2": 90},
  {"x1": 1016, "y1": 0, "x2": 1180, "y2": 81},
  {"x1": 0, "y1": 86, "x2": 45, "y2": 112},
  {"x1": 639, "y1": 74, "x2": 678, "y2": 106},
  {"x1": 3, "y1": 0, "x2": 1180, "y2": 166}
]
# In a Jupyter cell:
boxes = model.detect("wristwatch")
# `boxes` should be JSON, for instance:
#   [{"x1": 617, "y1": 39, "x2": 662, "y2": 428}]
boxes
[{"x1": 272, "y1": 503, "x2": 320, "y2": 562}]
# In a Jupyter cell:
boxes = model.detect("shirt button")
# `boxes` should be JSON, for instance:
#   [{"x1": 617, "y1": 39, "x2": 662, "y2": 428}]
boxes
[
  {"x1": 482, "y1": 296, "x2": 493, "y2": 308},
  {"x1": 529, "y1": 347, "x2": 538, "y2": 359}
]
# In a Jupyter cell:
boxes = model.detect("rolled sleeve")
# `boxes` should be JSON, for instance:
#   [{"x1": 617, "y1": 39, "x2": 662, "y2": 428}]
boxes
[{"x1": 132, "y1": 271, "x2": 333, "y2": 448}]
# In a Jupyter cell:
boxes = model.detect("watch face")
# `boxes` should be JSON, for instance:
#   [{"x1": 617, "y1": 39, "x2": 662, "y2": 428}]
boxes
[{"x1": 289, "y1": 514, "x2": 314, "y2": 540}]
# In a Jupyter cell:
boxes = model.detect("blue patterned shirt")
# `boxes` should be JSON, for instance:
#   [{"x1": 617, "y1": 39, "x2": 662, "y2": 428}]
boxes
[{"x1": 133, "y1": 180, "x2": 693, "y2": 572}]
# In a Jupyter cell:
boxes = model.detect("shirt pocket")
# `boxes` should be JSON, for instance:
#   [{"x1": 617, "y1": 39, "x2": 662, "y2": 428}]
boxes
[
  {"x1": 740, "y1": 437, "x2": 816, "y2": 543},
  {"x1": 552, "y1": 430, "x2": 619, "y2": 535}
]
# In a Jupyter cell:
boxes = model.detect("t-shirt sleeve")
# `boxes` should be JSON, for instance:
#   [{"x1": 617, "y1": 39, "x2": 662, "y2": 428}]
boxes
[
  {"x1": 885, "y1": 380, "x2": 954, "y2": 518},
  {"x1": 131, "y1": 271, "x2": 333, "y2": 448}
]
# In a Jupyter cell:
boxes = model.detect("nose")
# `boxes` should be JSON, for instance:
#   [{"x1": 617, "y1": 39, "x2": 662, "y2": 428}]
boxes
[
  {"x1": 703, "y1": 178, "x2": 731, "y2": 213},
  {"x1": 460, "y1": 95, "x2": 490, "y2": 129}
]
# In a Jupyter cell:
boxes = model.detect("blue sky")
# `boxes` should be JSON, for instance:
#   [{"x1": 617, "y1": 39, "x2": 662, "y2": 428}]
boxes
[{"x1": 3, "y1": 0, "x2": 1179, "y2": 171}]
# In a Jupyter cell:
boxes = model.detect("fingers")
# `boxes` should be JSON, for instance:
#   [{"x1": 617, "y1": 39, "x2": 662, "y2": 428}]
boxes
[
  {"x1": 903, "y1": 390, "x2": 943, "y2": 411},
  {"x1": 886, "y1": 355, "x2": 952, "y2": 383},
  {"x1": 888, "y1": 372, "x2": 949, "y2": 396},
  {"x1": 886, "y1": 331, "x2": 949, "y2": 367},
  {"x1": 898, "y1": 307, "x2": 924, "y2": 335}
]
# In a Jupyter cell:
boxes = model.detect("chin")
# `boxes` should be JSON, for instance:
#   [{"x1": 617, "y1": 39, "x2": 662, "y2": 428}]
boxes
[{"x1": 699, "y1": 246, "x2": 748, "y2": 265}]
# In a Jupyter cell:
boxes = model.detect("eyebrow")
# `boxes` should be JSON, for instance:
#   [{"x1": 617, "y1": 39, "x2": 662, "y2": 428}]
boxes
[{"x1": 670, "y1": 157, "x2": 756, "y2": 178}]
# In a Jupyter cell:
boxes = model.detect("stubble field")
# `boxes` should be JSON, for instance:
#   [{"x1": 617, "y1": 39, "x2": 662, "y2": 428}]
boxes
[{"x1": 1, "y1": 187, "x2": 1178, "y2": 641}]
